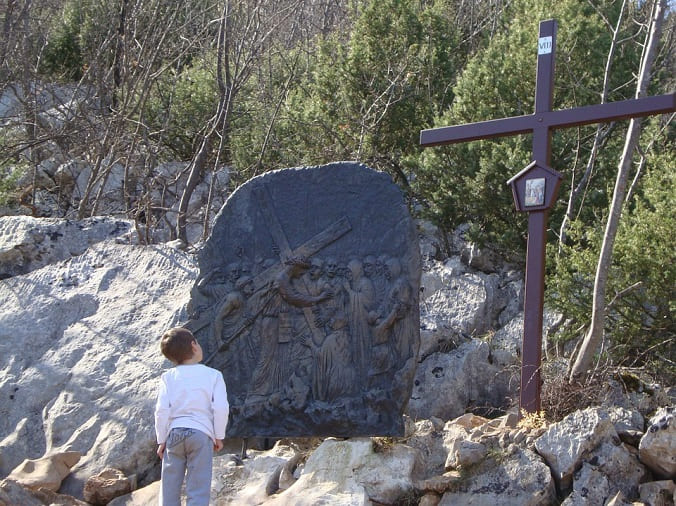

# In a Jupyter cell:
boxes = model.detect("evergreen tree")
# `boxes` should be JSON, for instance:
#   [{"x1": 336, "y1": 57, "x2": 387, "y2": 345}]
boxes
[
  {"x1": 413, "y1": 0, "x2": 639, "y2": 254},
  {"x1": 274, "y1": 0, "x2": 461, "y2": 185}
]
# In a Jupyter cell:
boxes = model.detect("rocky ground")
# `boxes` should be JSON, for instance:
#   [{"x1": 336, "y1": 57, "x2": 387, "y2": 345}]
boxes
[{"x1": 0, "y1": 215, "x2": 673, "y2": 505}]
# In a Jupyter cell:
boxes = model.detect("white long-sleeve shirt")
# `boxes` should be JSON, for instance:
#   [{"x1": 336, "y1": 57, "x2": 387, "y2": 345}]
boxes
[{"x1": 154, "y1": 364, "x2": 229, "y2": 444}]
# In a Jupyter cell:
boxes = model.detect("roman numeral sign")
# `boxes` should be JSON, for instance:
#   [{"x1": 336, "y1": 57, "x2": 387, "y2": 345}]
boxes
[{"x1": 420, "y1": 19, "x2": 675, "y2": 414}]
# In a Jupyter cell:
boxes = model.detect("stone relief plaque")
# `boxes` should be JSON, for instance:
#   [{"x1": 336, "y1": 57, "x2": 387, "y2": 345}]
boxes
[{"x1": 187, "y1": 162, "x2": 421, "y2": 437}]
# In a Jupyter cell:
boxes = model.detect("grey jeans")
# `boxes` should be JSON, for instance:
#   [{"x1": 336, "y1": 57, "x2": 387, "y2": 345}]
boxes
[{"x1": 160, "y1": 428, "x2": 213, "y2": 506}]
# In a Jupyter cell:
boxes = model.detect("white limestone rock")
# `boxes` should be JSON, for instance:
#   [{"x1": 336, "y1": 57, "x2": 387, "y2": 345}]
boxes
[
  {"x1": 146, "y1": 163, "x2": 230, "y2": 245},
  {"x1": 417, "y1": 220, "x2": 443, "y2": 262},
  {"x1": 542, "y1": 408, "x2": 647, "y2": 500},
  {"x1": 488, "y1": 316, "x2": 523, "y2": 368},
  {"x1": 584, "y1": 439, "x2": 648, "y2": 499},
  {"x1": 257, "y1": 438, "x2": 419, "y2": 505},
  {"x1": 0, "y1": 83, "x2": 98, "y2": 124},
  {"x1": 497, "y1": 274, "x2": 524, "y2": 327},
  {"x1": 0, "y1": 216, "x2": 133, "y2": 278},
  {"x1": 420, "y1": 271, "x2": 505, "y2": 337},
  {"x1": 211, "y1": 442, "x2": 299, "y2": 504},
  {"x1": 420, "y1": 257, "x2": 467, "y2": 302},
  {"x1": 439, "y1": 446, "x2": 556, "y2": 506},
  {"x1": 450, "y1": 440, "x2": 487, "y2": 469},
  {"x1": 73, "y1": 162, "x2": 130, "y2": 215},
  {"x1": 639, "y1": 407, "x2": 676, "y2": 479},
  {"x1": 561, "y1": 463, "x2": 610, "y2": 506},
  {"x1": 404, "y1": 419, "x2": 448, "y2": 478},
  {"x1": 107, "y1": 480, "x2": 161, "y2": 506},
  {"x1": 7, "y1": 451, "x2": 81, "y2": 492},
  {"x1": 44, "y1": 159, "x2": 229, "y2": 245},
  {"x1": 534, "y1": 407, "x2": 617, "y2": 491},
  {"x1": 604, "y1": 490, "x2": 635, "y2": 506},
  {"x1": 53, "y1": 160, "x2": 87, "y2": 192},
  {"x1": 603, "y1": 406, "x2": 644, "y2": 445},
  {"x1": 0, "y1": 478, "x2": 88, "y2": 505},
  {"x1": 0, "y1": 240, "x2": 197, "y2": 498},
  {"x1": 83, "y1": 468, "x2": 136, "y2": 505},
  {"x1": 460, "y1": 242, "x2": 500, "y2": 274},
  {"x1": 408, "y1": 340, "x2": 515, "y2": 421},
  {"x1": 442, "y1": 419, "x2": 473, "y2": 471},
  {"x1": 489, "y1": 311, "x2": 561, "y2": 369},
  {"x1": 638, "y1": 480, "x2": 675, "y2": 506}
]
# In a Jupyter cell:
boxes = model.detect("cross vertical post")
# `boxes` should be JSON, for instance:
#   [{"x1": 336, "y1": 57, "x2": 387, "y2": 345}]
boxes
[{"x1": 520, "y1": 19, "x2": 557, "y2": 413}]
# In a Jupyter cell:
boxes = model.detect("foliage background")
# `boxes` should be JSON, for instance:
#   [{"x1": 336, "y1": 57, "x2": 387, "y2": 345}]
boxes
[{"x1": 0, "y1": 0, "x2": 673, "y2": 381}]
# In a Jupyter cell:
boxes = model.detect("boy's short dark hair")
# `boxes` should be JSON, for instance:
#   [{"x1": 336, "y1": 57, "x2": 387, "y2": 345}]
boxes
[{"x1": 160, "y1": 327, "x2": 196, "y2": 364}]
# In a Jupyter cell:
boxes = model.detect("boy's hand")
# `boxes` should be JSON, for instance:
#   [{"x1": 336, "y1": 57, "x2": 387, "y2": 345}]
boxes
[
  {"x1": 213, "y1": 439, "x2": 224, "y2": 452},
  {"x1": 157, "y1": 443, "x2": 166, "y2": 460}
]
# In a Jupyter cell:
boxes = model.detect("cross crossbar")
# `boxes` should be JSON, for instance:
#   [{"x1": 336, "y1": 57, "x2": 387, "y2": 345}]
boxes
[{"x1": 420, "y1": 93, "x2": 675, "y2": 146}]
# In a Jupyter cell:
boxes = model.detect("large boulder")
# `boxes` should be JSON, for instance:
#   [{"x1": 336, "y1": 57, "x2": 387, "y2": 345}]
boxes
[
  {"x1": 441, "y1": 414, "x2": 489, "y2": 471},
  {"x1": 561, "y1": 463, "x2": 611, "y2": 506},
  {"x1": 420, "y1": 257, "x2": 467, "y2": 303},
  {"x1": 83, "y1": 468, "x2": 136, "y2": 505},
  {"x1": 0, "y1": 222, "x2": 197, "y2": 498},
  {"x1": 7, "y1": 452, "x2": 81, "y2": 492},
  {"x1": 439, "y1": 446, "x2": 556, "y2": 506},
  {"x1": 420, "y1": 270, "x2": 506, "y2": 337},
  {"x1": 211, "y1": 438, "x2": 422, "y2": 505},
  {"x1": 0, "y1": 478, "x2": 88, "y2": 506},
  {"x1": 408, "y1": 340, "x2": 515, "y2": 420},
  {"x1": 534, "y1": 408, "x2": 617, "y2": 491},
  {"x1": 0, "y1": 216, "x2": 132, "y2": 279},
  {"x1": 107, "y1": 481, "x2": 161, "y2": 506},
  {"x1": 604, "y1": 406, "x2": 645, "y2": 446},
  {"x1": 639, "y1": 407, "x2": 676, "y2": 478},
  {"x1": 211, "y1": 442, "x2": 301, "y2": 504},
  {"x1": 582, "y1": 439, "x2": 648, "y2": 499},
  {"x1": 108, "y1": 481, "x2": 161, "y2": 506},
  {"x1": 638, "y1": 480, "x2": 675, "y2": 506},
  {"x1": 536, "y1": 406, "x2": 649, "y2": 503},
  {"x1": 489, "y1": 311, "x2": 562, "y2": 369},
  {"x1": 262, "y1": 438, "x2": 419, "y2": 505},
  {"x1": 404, "y1": 419, "x2": 449, "y2": 478}
]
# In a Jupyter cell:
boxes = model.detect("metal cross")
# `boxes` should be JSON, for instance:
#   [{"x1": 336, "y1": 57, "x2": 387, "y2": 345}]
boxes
[{"x1": 420, "y1": 19, "x2": 675, "y2": 413}]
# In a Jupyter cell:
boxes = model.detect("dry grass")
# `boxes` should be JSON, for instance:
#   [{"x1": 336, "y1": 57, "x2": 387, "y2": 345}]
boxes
[
  {"x1": 541, "y1": 373, "x2": 608, "y2": 422},
  {"x1": 517, "y1": 410, "x2": 548, "y2": 430},
  {"x1": 538, "y1": 358, "x2": 666, "y2": 422}
]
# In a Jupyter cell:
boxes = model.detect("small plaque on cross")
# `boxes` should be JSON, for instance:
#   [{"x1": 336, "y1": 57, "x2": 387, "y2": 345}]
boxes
[
  {"x1": 525, "y1": 178, "x2": 546, "y2": 207},
  {"x1": 538, "y1": 36, "x2": 552, "y2": 55},
  {"x1": 506, "y1": 160, "x2": 562, "y2": 212}
]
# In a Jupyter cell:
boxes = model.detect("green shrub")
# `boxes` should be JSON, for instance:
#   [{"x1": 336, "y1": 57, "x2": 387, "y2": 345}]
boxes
[
  {"x1": 40, "y1": 1, "x2": 85, "y2": 80},
  {"x1": 548, "y1": 145, "x2": 675, "y2": 381},
  {"x1": 143, "y1": 55, "x2": 219, "y2": 161},
  {"x1": 0, "y1": 165, "x2": 25, "y2": 207}
]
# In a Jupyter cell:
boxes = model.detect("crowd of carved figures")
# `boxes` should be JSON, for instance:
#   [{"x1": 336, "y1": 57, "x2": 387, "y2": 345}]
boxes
[{"x1": 190, "y1": 253, "x2": 416, "y2": 415}]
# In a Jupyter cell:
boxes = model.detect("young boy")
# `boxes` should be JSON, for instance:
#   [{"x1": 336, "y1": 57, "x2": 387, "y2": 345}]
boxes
[{"x1": 154, "y1": 327, "x2": 229, "y2": 506}]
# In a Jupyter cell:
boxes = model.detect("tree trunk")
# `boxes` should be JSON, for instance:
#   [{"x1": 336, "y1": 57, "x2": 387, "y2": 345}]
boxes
[
  {"x1": 111, "y1": 0, "x2": 127, "y2": 110},
  {"x1": 176, "y1": 135, "x2": 212, "y2": 243},
  {"x1": 176, "y1": 1, "x2": 231, "y2": 245},
  {"x1": 569, "y1": 0, "x2": 667, "y2": 382},
  {"x1": 558, "y1": 0, "x2": 626, "y2": 251}
]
